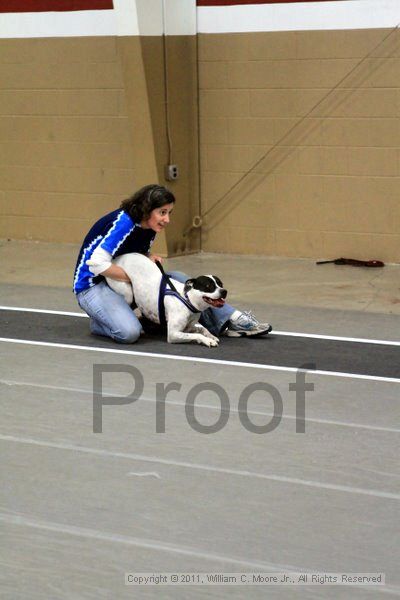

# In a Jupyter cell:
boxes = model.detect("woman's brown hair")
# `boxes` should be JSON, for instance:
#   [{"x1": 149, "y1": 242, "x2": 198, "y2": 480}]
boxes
[{"x1": 120, "y1": 184, "x2": 175, "y2": 223}]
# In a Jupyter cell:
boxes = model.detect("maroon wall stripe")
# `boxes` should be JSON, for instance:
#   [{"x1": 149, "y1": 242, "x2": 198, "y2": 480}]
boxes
[
  {"x1": 0, "y1": 0, "x2": 113, "y2": 12},
  {"x1": 197, "y1": 1, "x2": 341, "y2": 5}
]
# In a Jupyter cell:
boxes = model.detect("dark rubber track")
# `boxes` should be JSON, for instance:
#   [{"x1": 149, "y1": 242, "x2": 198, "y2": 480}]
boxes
[{"x1": 1, "y1": 309, "x2": 399, "y2": 379}]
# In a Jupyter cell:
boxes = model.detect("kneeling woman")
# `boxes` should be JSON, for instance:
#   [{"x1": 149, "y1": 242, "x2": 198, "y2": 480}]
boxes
[{"x1": 73, "y1": 184, "x2": 272, "y2": 343}]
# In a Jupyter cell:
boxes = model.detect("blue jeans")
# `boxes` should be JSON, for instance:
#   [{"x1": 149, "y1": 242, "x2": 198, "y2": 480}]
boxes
[
  {"x1": 76, "y1": 272, "x2": 235, "y2": 344},
  {"x1": 77, "y1": 281, "x2": 142, "y2": 344}
]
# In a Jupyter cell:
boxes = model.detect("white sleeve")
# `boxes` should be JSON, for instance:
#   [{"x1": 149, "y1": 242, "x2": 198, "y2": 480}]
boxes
[{"x1": 86, "y1": 246, "x2": 112, "y2": 276}]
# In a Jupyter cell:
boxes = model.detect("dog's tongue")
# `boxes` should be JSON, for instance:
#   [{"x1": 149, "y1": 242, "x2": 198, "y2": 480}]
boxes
[{"x1": 204, "y1": 297, "x2": 225, "y2": 308}]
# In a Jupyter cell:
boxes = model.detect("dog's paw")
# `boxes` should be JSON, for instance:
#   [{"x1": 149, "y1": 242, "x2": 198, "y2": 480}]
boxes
[
  {"x1": 198, "y1": 335, "x2": 219, "y2": 347},
  {"x1": 198, "y1": 327, "x2": 219, "y2": 343}
]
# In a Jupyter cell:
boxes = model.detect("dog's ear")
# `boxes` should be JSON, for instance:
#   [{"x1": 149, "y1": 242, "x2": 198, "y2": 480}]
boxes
[{"x1": 184, "y1": 278, "x2": 195, "y2": 293}]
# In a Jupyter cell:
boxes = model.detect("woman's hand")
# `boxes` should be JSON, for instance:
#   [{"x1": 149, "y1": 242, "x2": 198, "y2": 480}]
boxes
[{"x1": 149, "y1": 254, "x2": 163, "y2": 264}]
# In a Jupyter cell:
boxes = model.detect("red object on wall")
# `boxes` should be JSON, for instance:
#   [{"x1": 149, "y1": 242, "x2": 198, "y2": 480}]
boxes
[
  {"x1": 197, "y1": 0, "x2": 340, "y2": 5},
  {"x1": 0, "y1": 0, "x2": 113, "y2": 12}
]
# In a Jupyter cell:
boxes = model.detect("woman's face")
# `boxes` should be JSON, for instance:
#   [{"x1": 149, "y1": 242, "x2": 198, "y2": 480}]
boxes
[{"x1": 141, "y1": 202, "x2": 174, "y2": 233}]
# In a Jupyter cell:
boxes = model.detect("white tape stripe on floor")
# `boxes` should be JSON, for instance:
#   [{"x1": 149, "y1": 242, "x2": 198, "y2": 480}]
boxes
[
  {"x1": 0, "y1": 305, "x2": 88, "y2": 318},
  {"x1": 1, "y1": 337, "x2": 400, "y2": 384},
  {"x1": 1, "y1": 435, "x2": 399, "y2": 501},
  {"x1": 1, "y1": 305, "x2": 399, "y2": 346},
  {"x1": 0, "y1": 512, "x2": 296, "y2": 571},
  {"x1": 2, "y1": 379, "x2": 399, "y2": 434},
  {"x1": 2, "y1": 513, "x2": 399, "y2": 596},
  {"x1": 274, "y1": 331, "x2": 400, "y2": 347}
]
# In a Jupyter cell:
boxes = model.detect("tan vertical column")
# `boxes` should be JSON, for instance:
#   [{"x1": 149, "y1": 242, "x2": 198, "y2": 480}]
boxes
[
  {"x1": 134, "y1": 0, "x2": 199, "y2": 257},
  {"x1": 116, "y1": 36, "x2": 168, "y2": 256}
]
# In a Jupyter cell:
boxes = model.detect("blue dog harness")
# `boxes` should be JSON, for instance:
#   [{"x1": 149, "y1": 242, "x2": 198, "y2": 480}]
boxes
[{"x1": 156, "y1": 264, "x2": 200, "y2": 328}]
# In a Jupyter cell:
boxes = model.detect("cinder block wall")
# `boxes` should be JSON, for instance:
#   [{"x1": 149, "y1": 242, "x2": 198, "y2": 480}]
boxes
[
  {"x1": 0, "y1": 1, "x2": 199, "y2": 257},
  {"x1": 198, "y1": 28, "x2": 400, "y2": 262},
  {"x1": 1, "y1": 1, "x2": 399, "y2": 263},
  {"x1": 0, "y1": 37, "x2": 139, "y2": 243}
]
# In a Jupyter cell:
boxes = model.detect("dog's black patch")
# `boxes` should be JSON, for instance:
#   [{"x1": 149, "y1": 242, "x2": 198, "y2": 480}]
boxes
[
  {"x1": 193, "y1": 276, "x2": 217, "y2": 293},
  {"x1": 213, "y1": 275, "x2": 224, "y2": 288}
]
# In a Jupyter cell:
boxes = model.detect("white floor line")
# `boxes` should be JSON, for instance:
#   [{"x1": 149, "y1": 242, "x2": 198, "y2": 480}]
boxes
[
  {"x1": 0, "y1": 512, "x2": 331, "y2": 574},
  {"x1": 0, "y1": 512, "x2": 298, "y2": 572},
  {"x1": 1, "y1": 434, "x2": 399, "y2": 501},
  {"x1": 2, "y1": 379, "x2": 399, "y2": 434},
  {"x1": 1, "y1": 337, "x2": 400, "y2": 384},
  {"x1": 0, "y1": 305, "x2": 88, "y2": 318},
  {"x1": 1, "y1": 304, "x2": 399, "y2": 346},
  {"x1": 274, "y1": 330, "x2": 400, "y2": 347},
  {"x1": 1, "y1": 516, "x2": 398, "y2": 597}
]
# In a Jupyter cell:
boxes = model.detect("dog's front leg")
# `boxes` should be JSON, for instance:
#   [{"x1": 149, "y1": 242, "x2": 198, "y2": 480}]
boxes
[
  {"x1": 167, "y1": 316, "x2": 218, "y2": 347},
  {"x1": 192, "y1": 323, "x2": 219, "y2": 344}
]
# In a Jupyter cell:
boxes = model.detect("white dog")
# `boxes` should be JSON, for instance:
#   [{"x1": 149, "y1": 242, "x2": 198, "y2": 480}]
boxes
[{"x1": 106, "y1": 253, "x2": 227, "y2": 347}]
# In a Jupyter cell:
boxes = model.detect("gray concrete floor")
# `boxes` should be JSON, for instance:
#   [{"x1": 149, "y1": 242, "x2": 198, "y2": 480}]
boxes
[{"x1": 0, "y1": 239, "x2": 399, "y2": 599}]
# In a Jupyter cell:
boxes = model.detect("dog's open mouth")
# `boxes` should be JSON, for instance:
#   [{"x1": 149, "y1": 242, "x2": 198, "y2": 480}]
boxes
[{"x1": 203, "y1": 296, "x2": 225, "y2": 308}]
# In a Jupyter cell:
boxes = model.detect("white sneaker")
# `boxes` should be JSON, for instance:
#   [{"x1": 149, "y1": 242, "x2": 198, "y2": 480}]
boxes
[{"x1": 225, "y1": 311, "x2": 272, "y2": 338}]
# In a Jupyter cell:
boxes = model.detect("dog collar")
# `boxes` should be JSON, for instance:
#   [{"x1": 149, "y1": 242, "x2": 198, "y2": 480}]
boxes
[
  {"x1": 164, "y1": 288, "x2": 200, "y2": 314},
  {"x1": 158, "y1": 277, "x2": 200, "y2": 328}
]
